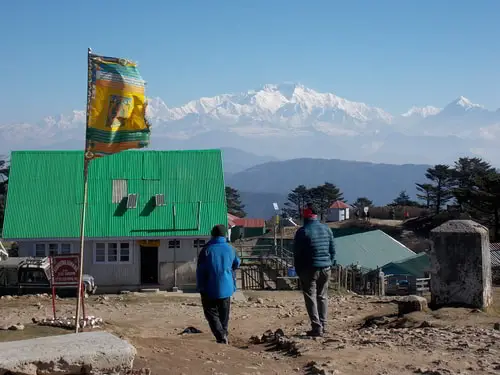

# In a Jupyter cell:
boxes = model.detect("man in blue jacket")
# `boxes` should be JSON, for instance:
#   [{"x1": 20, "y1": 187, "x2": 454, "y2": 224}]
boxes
[
  {"x1": 196, "y1": 224, "x2": 241, "y2": 344},
  {"x1": 293, "y1": 205, "x2": 335, "y2": 337}
]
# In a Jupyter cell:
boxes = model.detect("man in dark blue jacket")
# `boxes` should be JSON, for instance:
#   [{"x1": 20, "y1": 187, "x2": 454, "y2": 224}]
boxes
[
  {"x1": 293, "y1": 205, "x2": 335, "y2": 337},
  {"x1": 196, "y1": 224, "x2": 241, "y2": 344}
]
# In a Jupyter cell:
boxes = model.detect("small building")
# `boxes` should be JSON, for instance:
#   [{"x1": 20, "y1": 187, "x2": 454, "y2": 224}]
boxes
[
  {"x1": 327, "y1": 201, "x2": 350, "y2": 222},
  {"x1": 335, "y1": 230, "x2": 416, "y2": 271},
  {"x1": 380, "y1": 252, "x2": 430, "y2": 278},
  {"x1": 229, "y1": 216, "x2": 266, "y2": 242},
  {"x1": 2, "y1": 150, "x2": 228, "y2": 293}
]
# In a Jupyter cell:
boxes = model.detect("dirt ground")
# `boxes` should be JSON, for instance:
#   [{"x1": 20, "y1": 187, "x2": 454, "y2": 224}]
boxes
[{"x1": 1, "y1": 289, "x2": 500, "y2": 375}]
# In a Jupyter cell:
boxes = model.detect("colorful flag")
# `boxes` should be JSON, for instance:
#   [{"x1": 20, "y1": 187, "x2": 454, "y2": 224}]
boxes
[{"x1": 86, "y1": 53, "x2": 151, "y2": 157}]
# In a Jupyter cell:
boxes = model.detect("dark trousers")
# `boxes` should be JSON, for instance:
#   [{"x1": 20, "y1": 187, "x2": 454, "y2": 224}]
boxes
[
  {"x1": 299, "y1": 267, "x2": 331, "y2": 332},
  {"x1": 201, "y1": 295, "x2": 231, "y2": 342}
]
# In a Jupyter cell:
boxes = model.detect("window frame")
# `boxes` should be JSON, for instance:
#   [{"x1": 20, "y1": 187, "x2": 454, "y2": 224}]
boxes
[
  {"x1": 33, "y1": 243, "x2": 73, "y2": 257},
  {"x1": 193, "y1": 239, "x2": 206, "y2": 248},
  {"x1": 34, "y1": 243, "x2": 47, "y2": 257},
  {"x1": 93, "y1": 242, "x2": 133, "y2": 265},
  {"x1": 168, "y1": 239, "x2": 180, "y2": 249}
]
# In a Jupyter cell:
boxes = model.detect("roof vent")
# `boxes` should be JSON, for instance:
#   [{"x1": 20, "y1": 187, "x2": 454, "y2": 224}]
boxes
[
  {"x1": 155, "y1": 194, "x2": 165, "y2": 207},
  {"x1": 126, "y1": 193, "x2": 138, "y2": 209}
]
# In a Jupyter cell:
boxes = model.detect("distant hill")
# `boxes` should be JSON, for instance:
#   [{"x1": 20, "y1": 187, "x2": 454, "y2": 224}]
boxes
[
  {"x1": 226, "y1": 158, "x2": 431, "y2": 211},
  {"x1": 238, "y1": 191, "x2": 287, "y2": 218},
  {"x1": 220, "y1": 147, "x2": 278, "y2": 173}
]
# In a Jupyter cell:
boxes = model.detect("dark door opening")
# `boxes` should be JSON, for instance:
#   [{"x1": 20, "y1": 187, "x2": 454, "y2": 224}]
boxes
[{"x1": 140, "y1": 246, "x2": 159, "y2": 284}]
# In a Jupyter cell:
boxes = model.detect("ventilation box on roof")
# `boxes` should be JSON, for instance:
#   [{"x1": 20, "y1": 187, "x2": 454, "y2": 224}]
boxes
[
  {"x1": 112, "y1": 179, "x2": 128, "y2": 203},
  {"x1": 126, "y1": 193, "x2": 138, "y2": 209},
  {"x1": 155, "y1": 194, "x2": 165, "y2": 207}
]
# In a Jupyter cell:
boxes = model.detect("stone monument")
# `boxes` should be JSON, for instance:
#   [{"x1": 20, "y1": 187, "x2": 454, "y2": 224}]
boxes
[{"x1": 430, "y1": 220, "x2": 492, "y2": 309}]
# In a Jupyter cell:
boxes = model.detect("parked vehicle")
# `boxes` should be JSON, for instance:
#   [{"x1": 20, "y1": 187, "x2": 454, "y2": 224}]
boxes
[
  {"x1": 0, "y1": 257, "x2": 96, "y2": 296},
  {"x1": 385, "y1": 275, "x2": 415, "y2": 296}
]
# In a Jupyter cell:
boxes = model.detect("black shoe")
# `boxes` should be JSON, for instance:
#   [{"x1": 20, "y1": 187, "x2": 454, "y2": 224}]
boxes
[
  {"x1": 217, "y1": 336, "x2": 229, "y2": 344},
  {"x1": 306, "y1": 329, "x2": 322, "y2": 337}
]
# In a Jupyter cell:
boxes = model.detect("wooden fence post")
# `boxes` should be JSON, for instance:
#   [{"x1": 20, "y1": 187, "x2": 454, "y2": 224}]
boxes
[
  {"x1": 337, "y1": 265, "x2": 341, "y2": 291},
  {"x1": 259, "y1": 256, "x2": 265, "y2": 289}
]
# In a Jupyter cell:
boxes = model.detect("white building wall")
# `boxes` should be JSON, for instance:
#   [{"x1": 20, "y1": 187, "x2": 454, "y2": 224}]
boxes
[
  {"x1": 158, "y1": 238, "x2": 209, "y2": 290},
  {"x1": 83, "y1": 241, "x2": 140, "y2": 289},
  {"x1": 326, "y1": 208, "x2": 350, "y2": 222},
  {"x1": 16, "y1": 237, "x2": 210, "y2": 293},
  {"x1": 326, "y1": 209, "x2": 341, "y2": 222}
]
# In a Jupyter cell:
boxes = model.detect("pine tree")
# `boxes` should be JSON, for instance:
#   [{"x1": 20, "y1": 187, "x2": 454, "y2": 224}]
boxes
[
  {"x1": 353, "y1": 197, "x2": 373, "y2": 209},
  {"x1": 452, "y1": 157, "x2": 495, "y2": 212},
  {"x1": 424, "y1": 164, "x2": 454, "y2": 214},
  {"x1": 415, "y1": 183, "x2": 434, "y2": 209},
  {"x1": 309, "y1": 182, "x2": 344, "y2": 221},
  {"x1": 225, "y1": 186, "x2": 246, "y2": 218},
  {"x1": 283, "y1": 185, "x2": 310, "y2": 219},
  {"x1": 391, "y1": 190, "x2": 419, "y2": 207}
]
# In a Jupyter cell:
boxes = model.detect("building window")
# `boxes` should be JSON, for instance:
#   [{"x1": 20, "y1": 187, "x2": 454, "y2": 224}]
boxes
[
  {"x1": 108, "y1": 243, "x2": 118, "y2": 262},
  {"x1": 34, "y1": 243, "x2": 73, "y2": 257},
  {"x1": 60, "y1": 244, "x2": 72, "y2": 254},
  {"x1": 120, "y1": 243, "x2": 130, "y2": 262},
  {"x1": 94, "y1": 242, "x2": 132, "y2": 264},
  {"x1": 168, "y1": 240, "x2": 180, "y2": 249},
  {"x1": 95, "y1": 243, "x2": 106, "y2": 263},
  {"x1": 35, "y1": 244, "x2": 46, "y2": 257},
  {"x1": 193, "y1": 239, "x2": 206, "y2": 248},
  {"x1": 48, "y1": 243, "x2": 58, "y2": 256}
]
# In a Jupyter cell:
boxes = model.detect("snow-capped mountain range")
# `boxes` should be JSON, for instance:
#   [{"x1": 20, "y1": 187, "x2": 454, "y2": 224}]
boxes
[{"x1": 1, "y1": 83, "x2": 500, "y2": 165}]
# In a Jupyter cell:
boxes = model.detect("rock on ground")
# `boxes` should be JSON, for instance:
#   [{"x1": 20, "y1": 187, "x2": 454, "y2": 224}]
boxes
[{"x1": 397, "y1": 295, "x2": 428, "y2": 315}]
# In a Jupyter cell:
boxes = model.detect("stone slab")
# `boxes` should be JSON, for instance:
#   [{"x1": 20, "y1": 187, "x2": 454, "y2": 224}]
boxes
[
  {"x1": 430, "y1": 220, "x2": 492, "y2": 309},
  {"x1": 139, "y1": 288, "x2": 159, "y2": 293},
  {"x1": 431, "y1": 219, "x2": 488, "y2": 235},
  {"x1": 0, "y1": 331, "x2": 136, "y2": 375}
]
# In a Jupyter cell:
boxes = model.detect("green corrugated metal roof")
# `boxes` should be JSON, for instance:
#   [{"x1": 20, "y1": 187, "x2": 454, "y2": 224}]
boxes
[
  {"x1": 335, "y1": 230, "x2": 415, "y2": 272},
  {"x1": 381, "y1": 252, "x2": 430, "y2": 278},
  {"x1": 3, "y1": 150, "x2": 227, "y2": 239}
]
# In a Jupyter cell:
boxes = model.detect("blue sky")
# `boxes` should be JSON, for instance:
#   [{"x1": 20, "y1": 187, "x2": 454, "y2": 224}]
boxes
[{"x1": 1, "y1": 0, "x2": 499, "y2": 123}]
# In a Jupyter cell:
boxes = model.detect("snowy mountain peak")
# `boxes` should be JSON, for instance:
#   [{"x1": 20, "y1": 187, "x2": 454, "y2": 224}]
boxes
[
  {"x1": 402, "y1": 106, "x2": 442, "y2": 118},
  {"x1": 259, "y1": 82, "x2": 307, "y2": 98},
  {"x1": 447, "y1": 96, "x2": 485, "y2": 111},
  {"x1": 2, "y1": 84, "x2": 499, "y2": 161}
]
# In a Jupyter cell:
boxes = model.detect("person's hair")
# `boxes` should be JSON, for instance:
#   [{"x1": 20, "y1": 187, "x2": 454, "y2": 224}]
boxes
[{"x1": 211, "y1": 224, "x2": 227, "y2": 237}]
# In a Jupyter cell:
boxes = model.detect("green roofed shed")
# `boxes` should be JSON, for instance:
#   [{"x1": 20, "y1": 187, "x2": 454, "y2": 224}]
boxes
[
  {"x1": 335, "y1": 230, "x2": 416, "y2": 272},
  {"x1": 2, "y1": 150, "x2": 228, "y2": 292},
  {"x1": 3, "y1": 150, "x2": 227, "y2": 240},
  {"x1": 380, "y1": 252, "x2": 430, "y2": 278}
]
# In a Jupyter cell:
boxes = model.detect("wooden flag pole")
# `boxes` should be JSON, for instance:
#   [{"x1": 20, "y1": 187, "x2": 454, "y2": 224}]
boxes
[{"x1": 75, "y1": 47, "x2": 92, "y2": 333}]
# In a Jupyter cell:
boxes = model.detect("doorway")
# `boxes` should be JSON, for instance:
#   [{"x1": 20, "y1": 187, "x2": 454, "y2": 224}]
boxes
[{"x1": 140, "y1": 246, "x2": 159, "y2": 284}]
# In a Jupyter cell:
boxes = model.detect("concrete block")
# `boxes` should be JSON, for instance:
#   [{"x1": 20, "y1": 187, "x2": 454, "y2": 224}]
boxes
[
  {"x1": 430, "y1": 220, "x2": 492, "y2": 309},
  {"x1": 0, "y1": 331, "x2": 136, "y2": 375}
]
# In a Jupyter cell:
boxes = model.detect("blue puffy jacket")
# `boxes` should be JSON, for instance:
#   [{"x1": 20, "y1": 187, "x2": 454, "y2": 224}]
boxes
[
  {"x1": 196, "y1": 236, "x2": 241, "y2": 299},
  {"x1": 293, "y1": 218, "x2": 335, "y2": 274}
]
